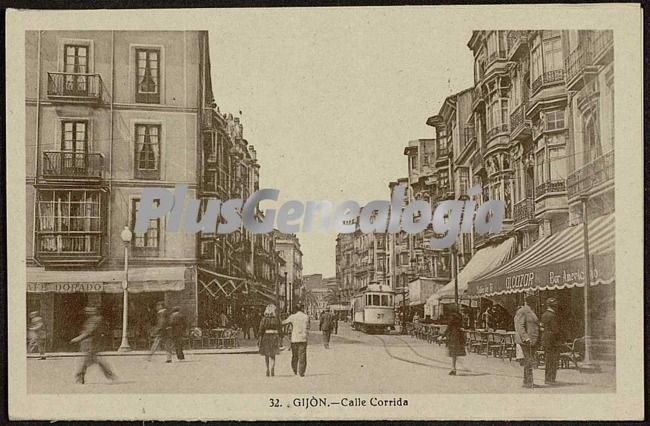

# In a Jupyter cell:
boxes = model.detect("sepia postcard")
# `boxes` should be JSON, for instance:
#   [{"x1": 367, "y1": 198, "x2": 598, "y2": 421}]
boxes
[{"x1": 5, "y1": 4, "x2": 644, "y2": 421}]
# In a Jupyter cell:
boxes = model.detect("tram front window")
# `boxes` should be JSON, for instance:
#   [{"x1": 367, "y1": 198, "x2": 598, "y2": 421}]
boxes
[{"x1": 372, "y1": 294, "x2": 380, "y2": 306}]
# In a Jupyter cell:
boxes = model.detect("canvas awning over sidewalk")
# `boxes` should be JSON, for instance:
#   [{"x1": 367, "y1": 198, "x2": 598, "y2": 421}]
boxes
[
  {"x1": 26, "y1": 267, "x2": 188, "y2": 293},
  {"x1": 468, "y1": 214, "x2": 614, "y2": 297}
]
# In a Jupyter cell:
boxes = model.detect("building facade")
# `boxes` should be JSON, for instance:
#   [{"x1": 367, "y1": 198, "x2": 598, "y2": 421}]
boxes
[
  {"x1": 273, "y1": 231, "x2": 303, "y2": 313},
  {"x1": 25, "y1": 30, "x2": 206, "y2": 351}
]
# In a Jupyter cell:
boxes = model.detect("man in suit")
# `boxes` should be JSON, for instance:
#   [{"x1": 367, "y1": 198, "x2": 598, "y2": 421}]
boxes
[
  {"x1": 541, "y1": 297, "x2": 561, "y2": 385},
  {"x1": 319, "y1": 308, "x2": 335, "y2": 349},
  {"x1": 514, "y1": 294, "x2": 540, "y2": 388},
  {"x1": 282, "y1": 303, "x2": 310, "y2": 376},
  {"x1": 169, "y1": 306, "x2": 187, "y2": 361},
  {"x1": 71, "y1": 306, "x2": 115, "y2": 384}
]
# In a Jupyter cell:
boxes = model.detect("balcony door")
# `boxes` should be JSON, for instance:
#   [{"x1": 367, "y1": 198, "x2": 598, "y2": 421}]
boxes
[
  {"x1": 63, "y1": 44, "x2": 89, "y2": 96},
  {"x1": 61, "y1": 120, "x2": 88, "y2": 175}
]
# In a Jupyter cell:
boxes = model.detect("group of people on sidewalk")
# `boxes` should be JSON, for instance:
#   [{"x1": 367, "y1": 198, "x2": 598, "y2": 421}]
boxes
[{"x1": 437, "y1": 295, "x2": 563, "y2": 388}]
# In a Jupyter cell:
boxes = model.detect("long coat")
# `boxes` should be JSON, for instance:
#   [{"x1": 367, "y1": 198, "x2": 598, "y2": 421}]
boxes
[
  {"x1": 514, "y1": 305, "x2": 540, "y2": 346},
  {"x1": 540, "y1": 309, "x2": 561, "y2": 348}
]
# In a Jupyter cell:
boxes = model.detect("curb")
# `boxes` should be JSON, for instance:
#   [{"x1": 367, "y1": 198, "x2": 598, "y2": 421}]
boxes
[{"x1": 28, "y1": 348, "x2": 260, "y2": 358}]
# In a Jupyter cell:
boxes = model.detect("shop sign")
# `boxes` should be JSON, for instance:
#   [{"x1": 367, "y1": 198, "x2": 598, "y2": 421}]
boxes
[{"x1": 27, "y1": 282, "x2": 105, "y2": 293}]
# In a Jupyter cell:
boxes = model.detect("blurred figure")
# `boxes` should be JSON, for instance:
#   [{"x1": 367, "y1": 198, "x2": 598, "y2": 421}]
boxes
[
  {"x1": 258, "y1": 304, "x2": 282, "y2": 377},
  {"x1": 27, "y1": 311, "x2": 46, "y2": 360},
  {"x1": 148, "y1": 301, "x2": 172, "y2": 362},
  {"x1": 169, "y1": 306, "x2": 186, "y2": 361},
  {"x1": 319, "y1": 308, "x2": 335, "y2": 349},
  {"x1": 514, "y1": 295, "x2": 540, "y2": 389},
  {"x1": 442, "y1": 304, "x2": 466, "y2": 375},
  {"x1": 219, "y1": 311, "x2": 229, "y2": 328},
  {"x1": 412, "y1": 312, "x2": 421, "y2": 323},
  {"x1": 71, "y1": 306, "x2": 115, "y2": 384},
  {"x1": 243, "y1": 312, "x2": 253, "y2": 339}
]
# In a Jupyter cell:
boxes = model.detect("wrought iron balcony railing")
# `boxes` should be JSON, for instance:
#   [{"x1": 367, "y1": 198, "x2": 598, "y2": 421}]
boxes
[
  {"x1": 565, "y1": 44, "x2": 593, "y2": 86},
  {"x1": 566, "y1": 150, "x2": 614, "y2": 199},
  {"x1": 513, "y1": 197, "x2": 535, "y2": 224},
  {"x1": 41, "y1": 151, "x2": 104, "y2": 179},
  {"x1": 592, "y1": 30, "x2": 613, "y2": 64},
  {"x1": 535, "y1": 179, "x2": 567, "y2": 198},
  {"x1": 47, "y1": 72, "x2": 103, "y2": 101},
  {"x1": 531, "y1": 69, "x2": 565, "y2": 94}
]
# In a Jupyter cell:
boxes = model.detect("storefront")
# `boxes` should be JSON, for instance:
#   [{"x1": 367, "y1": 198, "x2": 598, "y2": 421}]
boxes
[
  {"x1": 408, "y1": 277, "x2": 445, "y2": 319},
  {"x1": 26, "y1": 266, "x2": 191, "y2": 352},
  {"x1": 425, "y1": 237, "x2": 516, "y2": 321},
  {"x1": 468, "y1": 214, "x2": 615, "y2": 357}
]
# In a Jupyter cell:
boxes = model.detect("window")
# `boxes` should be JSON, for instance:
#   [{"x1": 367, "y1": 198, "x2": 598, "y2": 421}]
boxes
[
  {"x1": 500, "y1": 99, "x2": 509, "y2": 129},
  {"x1": 410, "y1": 155, "x2": 417, "y2": 170},
  {"x1": 530, "y1": 37, "x2": 543, "y2": 82},
  {"x1": 545, "y1": 110, "x2": 565, "y2": 131},
  {"x1": 549, "y1": 147, "x2": 566, "y2": 181},
  {"x1": 60, "y1": 120, "x2": 88, "y2": 172},
  {"x1": 36, "y1": 190, "x2": 101, "y2": 255},
  {"x1": 372, "y1": 294, "x2": 380, "y2": 306},
  {"x1": 134, "y1": 124, "x2": 161, "y2": 179},
  {"x1": 543, "y1": 36, "x2": 563, "y2": 72},
  {"x1": 131, "y1": 199, "x2": 161, "y2": 256},
  {"x1": 438, "y1": 169, "x2": 449, "y2": 189},
  {"x1": 381, "y1": 295, "x2": 388, "y2": 306},
  {"x1": 458, "y1": 167, "x2": 470, "y2": 194},
  {"x1": 536, "y1": 151, "x2": 546, "y2": 185},
  {"x1": 487, "y1": 32, "x2": 497, "y2": 58},
  {"x1": 584, "y1": 118, "x2": 602, "y2": 163},
  {"x1": 135, "y1": 48, "x2": 160, "y2": 103},
  {"x1": 63, "y1": 44, "x2": 89, "y2": 96}
]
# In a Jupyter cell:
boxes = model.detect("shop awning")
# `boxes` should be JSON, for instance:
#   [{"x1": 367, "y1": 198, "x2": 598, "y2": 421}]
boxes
[
  {"x1": 468, "y1": 214, "x2": 615, "y2": 297},
  {"x1": 426, "y1": 237, "x2": 517, "y2": 306},
  {"x1": 26, "y1": 267, "x2": 188, "y2": 293}
]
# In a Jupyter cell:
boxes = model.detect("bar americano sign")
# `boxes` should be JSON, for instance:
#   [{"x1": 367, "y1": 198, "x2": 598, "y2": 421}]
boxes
[{"x1": 468, "y1": 254, "x2": 615, "y2": 296}]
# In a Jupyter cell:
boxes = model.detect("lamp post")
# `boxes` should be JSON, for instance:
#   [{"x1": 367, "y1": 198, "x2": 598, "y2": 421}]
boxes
[
  {"x1": 580, "y1": 196, "x2": 600, "y2": 372},
  {"x1": 118, "y1": 225, "x2": 132, "y2": 352},
  {"x1": 452, "y1": 245, "x2": 459, "y2": 306}
]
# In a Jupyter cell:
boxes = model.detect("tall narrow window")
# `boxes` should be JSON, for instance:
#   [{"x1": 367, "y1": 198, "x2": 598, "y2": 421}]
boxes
[
  {"x1": 134, "y1": 124, "x2": 161, "y2": 179},
  {"x1": 135, "y1": 48, "x2": 160, "y2": 103},
  {"x1": 61, "y1": 120, "x2": 88, "y2": 173},
  {"x1": 530, "y1": 38, "x2": 543, "y2": 83},
  {"x1": 131, "y1": 199, "x2": 161, "y2": 257},
  {"x1": 543, "y1": 36, "x2": 563, "y2": 72},
  {"x1": 584, "y1": 117, "x2": 602, "y2": 164},
  {"x1": 63, "y1": 44, "x2": 88, "y2": 96}
]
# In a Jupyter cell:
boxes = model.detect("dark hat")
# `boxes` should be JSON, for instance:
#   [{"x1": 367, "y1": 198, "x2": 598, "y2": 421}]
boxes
[{"x1": 546, "y1": 297, "x2": 558, "y2": 306}]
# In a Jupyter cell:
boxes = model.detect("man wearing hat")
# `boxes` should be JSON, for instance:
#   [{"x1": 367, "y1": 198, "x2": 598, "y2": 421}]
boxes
[
  {"x1": 514, "y1": 294, "x2": 540, "y2": 388},
  {"x1": 71, "y1": 306, "x2": 115, "y2": 384},
  {"x1": 27, "y1": 311, "x2": 46, "y2": 360},
  {"x1": 282, "y1": 303, "x2": 310, "y2": 377},
  {"x1": 541, "y1": 298, "x2": 561, "y2": 385}
]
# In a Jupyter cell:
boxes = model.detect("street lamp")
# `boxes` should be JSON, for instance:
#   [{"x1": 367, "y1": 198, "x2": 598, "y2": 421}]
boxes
[
  {"x1": 118, "y1": 225, "x2": 132, "y2": 352},
  {"x1": 284, "y1": 272, "x2": 288, "y2": 314}
]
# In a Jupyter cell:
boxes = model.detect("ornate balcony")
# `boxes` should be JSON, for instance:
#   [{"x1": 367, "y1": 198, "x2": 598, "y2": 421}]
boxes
[
  {"x1": 566, "y1": 150, "x2": 614, "y2": 200},
  {"x1": 535, "y1": 179, "x2": 566, "y2": 198},
  {"x1": 513, "y1": 197, "x2": 535, "y2": 225},
  {"x1": 509, "y1": 102, "x2": 531, "y2": 141},
  {"x1": 41, "y1": 151, "x2": 104, "y2": 181},
  {"x1": 565, "y1": 44, "x2": 597, "y2": 91},
  {"x1": 531, "y1": 69, "x2": 565, "y2": 95},
  {"x1": 592, "y1": 30, "x2": 613, "y2": 66},
  {"x1": 47, "y1": 72, "x2": 103, "y2": 103}
]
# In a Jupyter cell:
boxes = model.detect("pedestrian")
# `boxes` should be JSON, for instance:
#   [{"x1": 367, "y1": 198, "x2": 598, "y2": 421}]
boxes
[
  {"x1": 258, "y1": 304, "x2": 282, "y2": 377},
  {"x1": 71, "y1": 306, "x2": 115, "y2": 384},
  {"x1": 333, "y1": 312, "x2": 339, "y2": 335},
  {"x1": 27, "y1": 311, "x2": 46, "y2": 360},
  {"x1": 514, "y1": 294, "x2": 540, "y2": 389},
  {"x1": 219, "y1": 311, "x2": 229, "y2": 328},
  {"x1": 541, "y1": 297, "x2": 561, "y2": 385},
  {"x1": 282, "y1": 303, "x2": 310, "y2": 377},
  {"x1": 319, "y1": 308, "x2": 334, "y2": 349},
  {"x1": 442, "y1": 304, "x2": 466, "y2": 376},
  {"x1": 412, "y1": 312, "x2": 421, "y2": 323},
  {"x1": 169, "y1": 306, "x2": 186, "y2": 361},
  {"x1": 148, "y1": 301, "x2": 172, "y2": 363}
]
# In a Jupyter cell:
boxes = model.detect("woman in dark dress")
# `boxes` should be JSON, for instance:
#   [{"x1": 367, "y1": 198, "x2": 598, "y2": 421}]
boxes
[
  {"x1": 443, "y1": 303, "x2": 466, "y2": 376},
  {"x1": 258, "y1": 304, "x2": 282, "y2": 377}
]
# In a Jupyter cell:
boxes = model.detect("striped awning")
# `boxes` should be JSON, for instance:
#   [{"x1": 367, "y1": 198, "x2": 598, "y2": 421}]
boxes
[
  {"x1": 468, "y1": 213, "x2": 615, "y2": 297},
  {"x1": 426, "y1": 237, "x2": 517, "y2": 306}
]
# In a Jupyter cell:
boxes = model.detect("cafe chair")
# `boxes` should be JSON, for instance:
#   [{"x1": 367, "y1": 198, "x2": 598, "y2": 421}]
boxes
[{"x1": 560, "y1": 337, "x2": 584, "y2": 369}]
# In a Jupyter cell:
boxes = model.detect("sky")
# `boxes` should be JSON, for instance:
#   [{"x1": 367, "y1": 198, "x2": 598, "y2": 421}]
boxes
[{"x1": 209, "y1": 9, "x2": 474, "y2": 277}]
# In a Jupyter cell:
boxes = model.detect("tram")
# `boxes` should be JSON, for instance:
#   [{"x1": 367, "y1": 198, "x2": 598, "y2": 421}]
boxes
[{"x1": 351, "y1": 283, "x2": 395, "y2": 334}]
